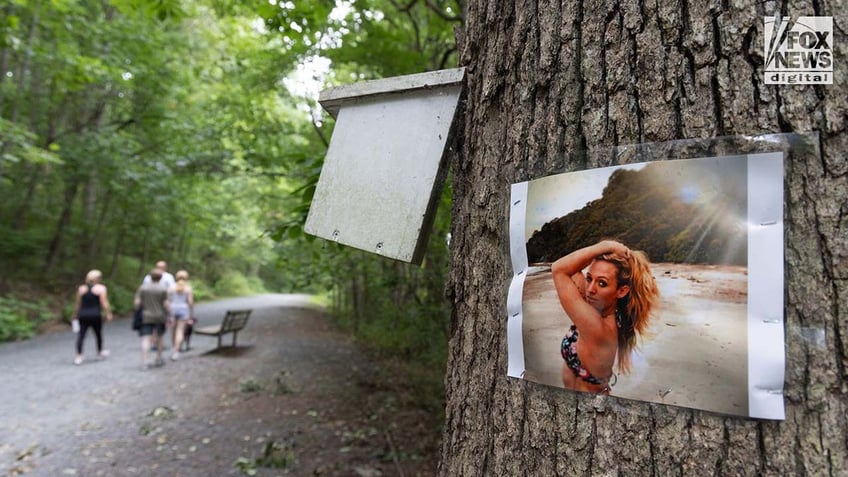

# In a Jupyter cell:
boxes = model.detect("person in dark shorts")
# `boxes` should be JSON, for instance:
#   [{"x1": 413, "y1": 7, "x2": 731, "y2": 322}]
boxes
[
  {"x1": 71, "y1": 270, "x2": 114, "y2": 365},
  {"x1": 134, "y1": 268, "x2": 170, "y2": 369}
]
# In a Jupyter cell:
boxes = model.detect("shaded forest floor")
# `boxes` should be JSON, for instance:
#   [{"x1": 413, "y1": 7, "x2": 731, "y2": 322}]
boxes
[{"x1": 0, "y1": 294, "x2": 441, "y2": 476}]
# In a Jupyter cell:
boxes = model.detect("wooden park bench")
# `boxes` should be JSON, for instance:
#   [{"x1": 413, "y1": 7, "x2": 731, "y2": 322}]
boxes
[{"x1": 193, "y1": 309, "x2": 252, "y2": 349}]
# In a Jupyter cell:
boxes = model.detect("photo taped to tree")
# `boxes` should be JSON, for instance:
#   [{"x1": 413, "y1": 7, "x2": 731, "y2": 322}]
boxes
[{"x1": 506, "y1": 152, "x2": 785, "y2": 420}]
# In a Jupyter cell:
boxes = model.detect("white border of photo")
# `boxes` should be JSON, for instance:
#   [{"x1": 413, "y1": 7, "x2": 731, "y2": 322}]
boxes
[{"x1": 506, "y1": 152, "x2": 786, "y2": 420}]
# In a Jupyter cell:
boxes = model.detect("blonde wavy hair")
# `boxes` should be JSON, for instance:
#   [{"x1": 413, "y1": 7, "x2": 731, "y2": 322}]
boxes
[
  {"x1": 597, "y1": 250, "x2": 659, "y2": 374},
  {"x1": 85, "y1": 269, "x2": 102, "y2": 284},
  {"x1": 175, "y1": 270, "x2": 189, "y2": 293}
]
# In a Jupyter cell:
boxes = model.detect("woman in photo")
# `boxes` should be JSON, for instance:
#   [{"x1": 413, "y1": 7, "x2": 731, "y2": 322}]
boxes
[{"x1": 552, "y1": 239, "x2": 659, "y2": 394}]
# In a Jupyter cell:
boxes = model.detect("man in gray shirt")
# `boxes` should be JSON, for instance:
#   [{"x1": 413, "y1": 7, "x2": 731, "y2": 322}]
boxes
[{"x1": 135, "y1": 268, "x2": 170, "y2": 369}]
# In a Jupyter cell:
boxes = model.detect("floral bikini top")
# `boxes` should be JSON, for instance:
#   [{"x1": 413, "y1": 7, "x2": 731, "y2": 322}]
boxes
[{"x1": 561, "y1": 325, "x2": 609, "y2": 387}]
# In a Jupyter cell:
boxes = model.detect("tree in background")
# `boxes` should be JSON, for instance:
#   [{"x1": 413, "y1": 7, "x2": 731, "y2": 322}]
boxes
[
  {"x1": 0, "y1": 1, "x2": 315, "y2": 306},
  {"x1": 0, "y1": 0, "x2": 467, "y2": 415},
  {"x1": 261, "y1": 0, "x2": 463, "y2": 402}
]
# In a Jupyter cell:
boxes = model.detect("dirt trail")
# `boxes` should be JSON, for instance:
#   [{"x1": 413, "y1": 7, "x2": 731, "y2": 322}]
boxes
[{"x1": 0, "y1": 294, "x2": 439, "y2": 476}]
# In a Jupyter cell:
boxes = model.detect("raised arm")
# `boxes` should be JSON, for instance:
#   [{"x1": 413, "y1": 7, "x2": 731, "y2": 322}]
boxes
[
  {"x1": 552, "y1": 240, "x2": 629, "y2": 277},
  {"x1": 551, "y1": 240, "x2": 629, "y2": 337}
]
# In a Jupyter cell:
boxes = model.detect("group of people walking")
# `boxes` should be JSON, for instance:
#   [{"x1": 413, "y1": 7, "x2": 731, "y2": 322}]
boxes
[
  {"x1": 136, "y1": 261, "x2": 196, "y2": 368},
  {"x1": 71, "y1": 260, "x2": 195, "y2": 369}
]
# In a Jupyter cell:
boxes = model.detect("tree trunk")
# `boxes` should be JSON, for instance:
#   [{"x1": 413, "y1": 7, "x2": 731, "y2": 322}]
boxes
[
  {"x1": 0, "y1": 3, "x2": 21, "y2": 182},
  {"x1": 441, "y1": 1, "x2": 846, "y2": 475},
  {"x1": 0, "y1": 1, "x2": 11, "y2": 114},
  {"x1": 108, "y1": 224, "x2": 124, "y2": 283},
  {"x1": 9, "y1": 0, "x2": 40, "y2": 126},
  {"x1": 351, "y1": 260, "x2": 365, "y2": 333},
  {"x1": 11, "y1": 164, "x2": 40, "y2": 230},
  {"x1": 86, "y1": 186, "x2": 111, "y2": 262},
  {"x1": 43, "y1": 177, "x2": 78, "y2": 274},
  {"x1": 139, "y1": 228, "x2": 150, "y2": 278},
  {"x1": 175, "y1": 221, "x2": 187, "y2": 263}
]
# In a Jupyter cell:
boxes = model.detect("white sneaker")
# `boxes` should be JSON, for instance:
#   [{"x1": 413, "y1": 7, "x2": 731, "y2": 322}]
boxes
[
  {"x1": 97, "y1": 350, "x2": 110, "y2": 360},
  {"x1": 74, "y1": 356, "x2": 83, "y2": 365},
  {"x1": 171, "y1": 352, "x2": 180, "y2": 361}
]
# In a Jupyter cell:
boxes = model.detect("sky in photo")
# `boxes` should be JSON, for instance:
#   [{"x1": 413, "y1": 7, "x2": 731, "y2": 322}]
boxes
[{"x1": 524, "y1": 163, "x2": 647, "y2": 240}]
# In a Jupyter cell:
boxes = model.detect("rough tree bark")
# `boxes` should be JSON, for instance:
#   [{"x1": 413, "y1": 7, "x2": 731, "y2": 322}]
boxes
[{"x1": 441, "y1": 0, "x2": 846, "y2": 475}]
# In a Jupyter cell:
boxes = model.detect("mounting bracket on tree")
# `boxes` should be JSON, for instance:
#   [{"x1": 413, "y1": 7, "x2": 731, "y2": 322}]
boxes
[{"x1": 304, "y1": 67, "x2": 465, "y2": 265}]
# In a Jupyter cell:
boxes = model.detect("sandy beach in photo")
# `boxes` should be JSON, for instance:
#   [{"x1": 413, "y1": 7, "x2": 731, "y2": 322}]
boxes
[{"x1": 520, "y1": 262, "x2": 749, "y2": 417}]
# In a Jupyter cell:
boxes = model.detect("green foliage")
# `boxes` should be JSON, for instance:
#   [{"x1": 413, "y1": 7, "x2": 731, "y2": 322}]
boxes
[
  {"x1": 256, "y1": 440, "x2": 295, "y2": 469},
  {"x1": 149, "y1": 405, "x2": 176, "y2": 418},
  {"x1": 108, "y1": 256, "x2": 145, "y2": 292},
  {"x1": 0, "y1": 296, "x2": 53, "y2": 342},
  {"x1": 0, "y1": 119, "x2": 62, "y2": 175},
  {"x1": 213, "y1": 271, "x2": 261, "y2": 298},
  {"x1": 259, "y1": 0, "x2": 461, "y2": 411},
  {"x1": 0, "y1": 226, "x2": 49, "y2": 264},
  {"x1": 526, "y1": 160, "x2": 748, "y2": 265},
  {"x1": 312, "y1": 185, "x2": 453, "y2": 407},
  {"x1": 0, "y1": 0, "x2": 461, "y2": 422},
  {"x1": 234, "y1": 439, "x2": 295, "y2": 475},
  {"x1": 106, "y1": 285, "x2": 138, "y2": 317},
  {"x1": 239, "y1": 377, "x2": 263, "y2": 393},
  {"x1": 189, "y1": 278, "x2": 214, "y2": 302},
  {"x1": 234, "y1": 457, "x2": 257, "y2": 476},
  {"x1": 326, "y1": 0, "x2": 461, "y2": 75},
  {"x1": 0, "y1": 0, "x2": 292, "y2": 291}
]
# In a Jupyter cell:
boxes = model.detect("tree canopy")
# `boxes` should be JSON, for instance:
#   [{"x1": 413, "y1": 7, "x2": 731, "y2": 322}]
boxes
[{"x1": 0, "y1": 0, "x2": 461, "y2": 383}]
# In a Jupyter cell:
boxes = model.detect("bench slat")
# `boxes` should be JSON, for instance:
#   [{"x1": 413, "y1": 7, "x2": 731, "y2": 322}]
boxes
[{"x1": 194, "y1": 325, "x2": 223, "y2": 335}]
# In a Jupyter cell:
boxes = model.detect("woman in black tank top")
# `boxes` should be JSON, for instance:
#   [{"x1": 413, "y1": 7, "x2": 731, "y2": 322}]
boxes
[{"x1": 72, "y1": 270, "x2": 114, "y2": 365}]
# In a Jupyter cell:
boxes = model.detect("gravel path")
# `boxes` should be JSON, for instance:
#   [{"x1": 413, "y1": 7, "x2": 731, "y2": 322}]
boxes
[{"x1": 0, "y1": 294, "x2": 439, "y2": 476}]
